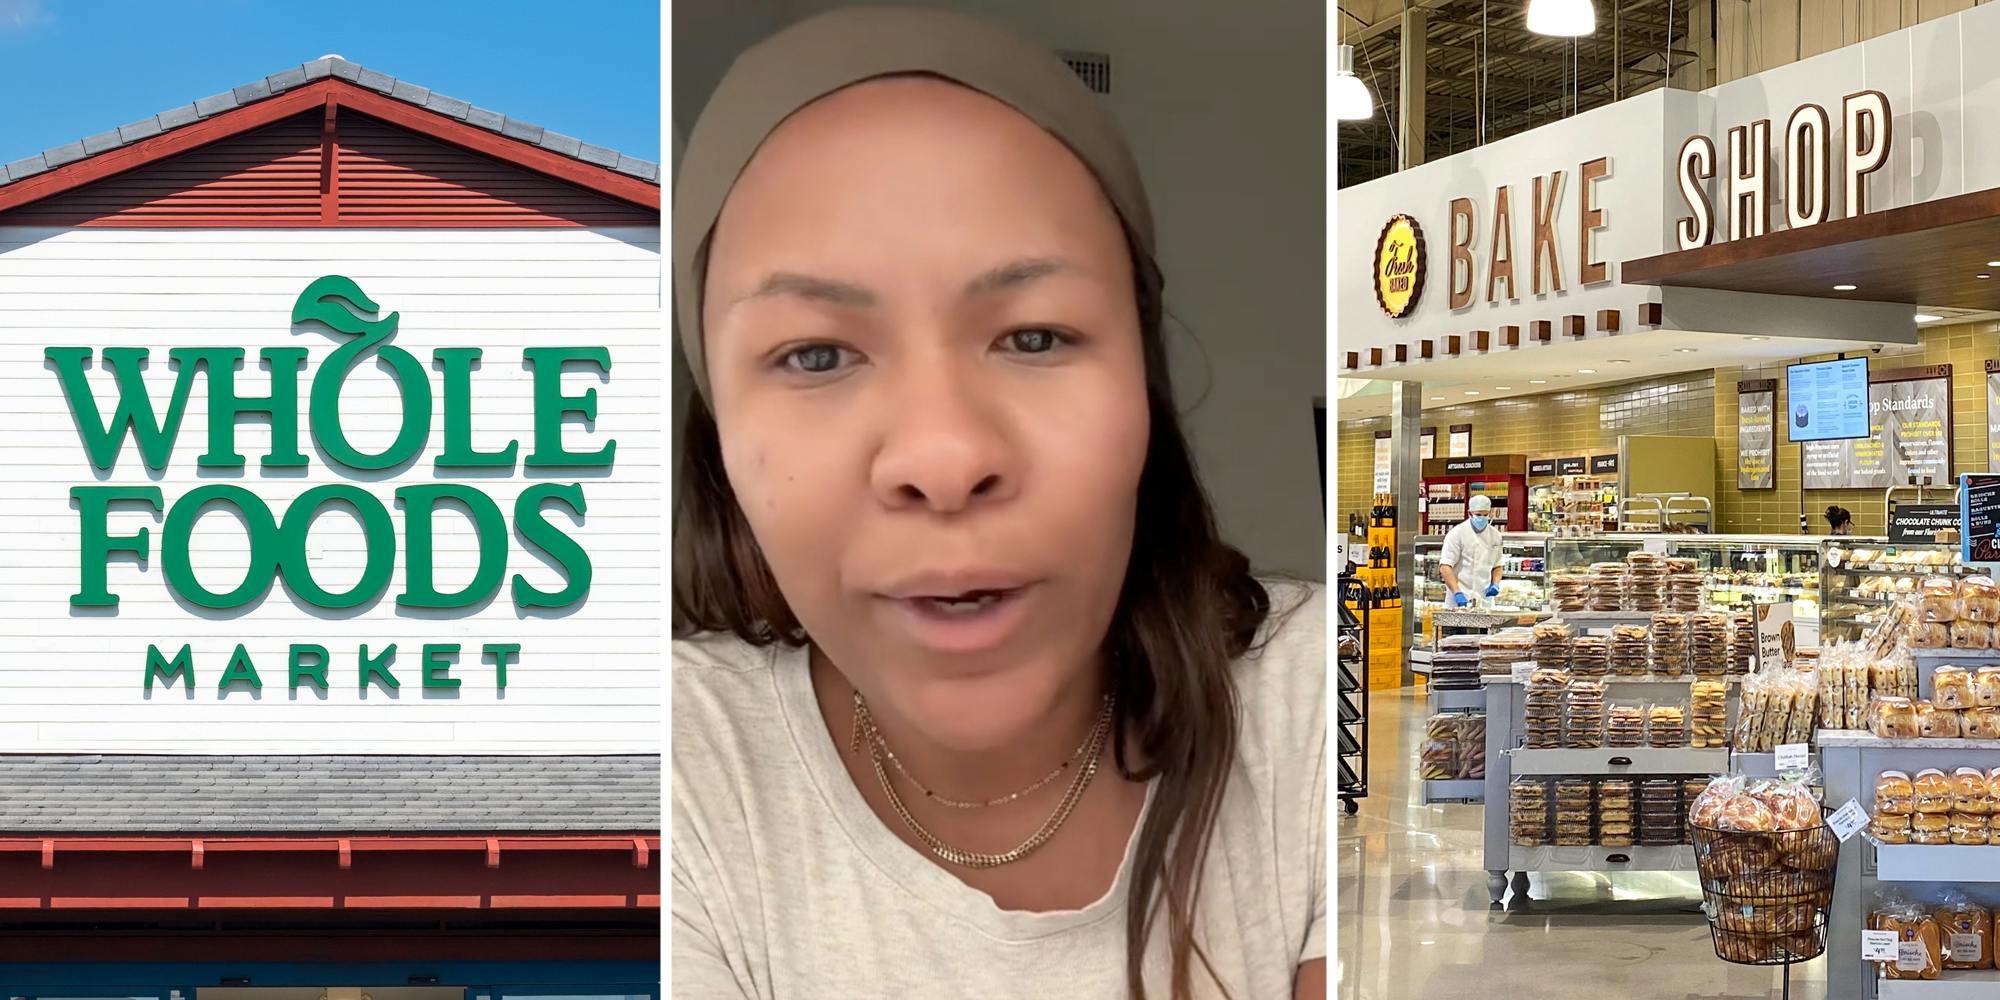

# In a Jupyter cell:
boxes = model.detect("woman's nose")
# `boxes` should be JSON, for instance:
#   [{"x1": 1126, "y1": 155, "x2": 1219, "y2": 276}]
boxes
[{"x1": 869, "y1": 367, "x2": 1018, "y2": 514}]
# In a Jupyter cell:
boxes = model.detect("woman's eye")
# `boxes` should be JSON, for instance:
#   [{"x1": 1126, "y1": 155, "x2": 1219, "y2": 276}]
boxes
[
  {"x1": 1001, "y1": 328, "x2": 1064, "y2": 355},
  {"x1": 780, "y1": 344, "x2": 849, "y2": 374}
]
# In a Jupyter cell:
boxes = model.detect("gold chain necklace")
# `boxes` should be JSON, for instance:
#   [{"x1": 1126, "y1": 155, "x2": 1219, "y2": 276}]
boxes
[
  {"x1": 852, "y1": 692, "x2": 1104, "y2": 808},
  {"x1": 849, "y1": 691, "x2": 1114, "y2": 869}
]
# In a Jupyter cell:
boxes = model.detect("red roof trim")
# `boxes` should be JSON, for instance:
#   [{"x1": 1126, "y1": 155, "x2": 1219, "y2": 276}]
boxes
[{"x1": 0, "y1": 79, "x2": 659, "y2": 217}]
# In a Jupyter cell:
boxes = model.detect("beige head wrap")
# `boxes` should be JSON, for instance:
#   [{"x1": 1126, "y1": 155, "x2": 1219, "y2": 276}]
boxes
[{"x1": 672, "y1": 5, "x2": 1161, "y2": 400}]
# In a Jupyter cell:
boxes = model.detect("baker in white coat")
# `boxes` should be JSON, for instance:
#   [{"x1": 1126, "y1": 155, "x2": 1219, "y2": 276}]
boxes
[{"x1": 1439, "y1": 494, "x2": 1504, "y2": 608}]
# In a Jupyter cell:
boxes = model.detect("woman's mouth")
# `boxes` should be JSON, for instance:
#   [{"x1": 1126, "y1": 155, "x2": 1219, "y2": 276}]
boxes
[{"x1": 878, "y1": 584, "x2": 1037, "y2": 654}]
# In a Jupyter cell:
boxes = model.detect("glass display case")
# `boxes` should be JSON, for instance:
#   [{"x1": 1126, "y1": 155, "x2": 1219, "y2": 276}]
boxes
[
  {"x1": 1412, "y1": 532, "x2": 1550, "y2": 641},
  {"x1": 1819, "y1": 538, "x2": 1970, "y2": 642},
  {"x1": 1667, "y1": 535, "x2": 1819, "y2": 632},
  {"x1": 1542, "y1": 534, "x2": 1821, "y2": 637}
]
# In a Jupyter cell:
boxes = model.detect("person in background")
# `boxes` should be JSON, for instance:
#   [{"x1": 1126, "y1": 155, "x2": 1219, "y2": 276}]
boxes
[
  {"x1": 1439, "y1": 495, "x2": 1505, "y2": 607},
  {"x1": 1826, "y1": 505, "x2": 1855, "y2": 536}
]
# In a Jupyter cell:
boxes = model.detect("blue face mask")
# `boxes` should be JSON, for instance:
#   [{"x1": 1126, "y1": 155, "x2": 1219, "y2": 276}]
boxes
[{"x1": 1470, "y1": 516, "x2": 1491, "y2": 533}]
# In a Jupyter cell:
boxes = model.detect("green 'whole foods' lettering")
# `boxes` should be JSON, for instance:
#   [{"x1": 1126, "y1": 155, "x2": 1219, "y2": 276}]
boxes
[{"x1": 49, "y1": 275, "x2": 610, "y2": 621}]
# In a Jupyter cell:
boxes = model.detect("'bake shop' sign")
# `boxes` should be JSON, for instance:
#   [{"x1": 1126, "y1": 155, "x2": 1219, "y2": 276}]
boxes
[
  {"x1": 1673, "y1": 92, "x2": 1893, "y2": 250},
  {"x1": 1444, "y1": 157, "x2": 1614, "y2": 310}
]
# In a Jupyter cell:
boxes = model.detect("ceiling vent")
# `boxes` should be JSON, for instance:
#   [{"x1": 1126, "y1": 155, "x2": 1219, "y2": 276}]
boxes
[{"x1": 1059, "y1": 50, "x2": 1112, "y2": 94}]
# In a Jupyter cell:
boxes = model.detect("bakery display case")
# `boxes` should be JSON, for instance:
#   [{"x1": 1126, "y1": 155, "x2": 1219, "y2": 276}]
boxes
[
  {"x1": 1819, "y1": 538, "x2": 1971, "y2": 643},
  {"x1": 1412, "y1": 533, "x2": 1550, "y2": 642},
  {"x1": 1667, "y1": 535, "x2": 1821, "y2": 641}
]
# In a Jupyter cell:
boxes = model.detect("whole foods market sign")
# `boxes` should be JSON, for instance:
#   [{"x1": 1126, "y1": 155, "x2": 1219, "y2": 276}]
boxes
[{"x1": 50, "y1": 276, "x2": 608, "y2": 695}]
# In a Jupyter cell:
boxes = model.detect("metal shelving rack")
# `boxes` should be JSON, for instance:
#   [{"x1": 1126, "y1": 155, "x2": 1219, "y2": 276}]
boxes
[{"x1": 1338, "y1": 574, "x2": 1370, "y2": 814}]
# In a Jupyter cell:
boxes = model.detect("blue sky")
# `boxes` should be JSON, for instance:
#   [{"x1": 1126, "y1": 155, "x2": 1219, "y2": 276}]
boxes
[{"x1": 0, "y1": 0, "x2": 660, "y2": 167}]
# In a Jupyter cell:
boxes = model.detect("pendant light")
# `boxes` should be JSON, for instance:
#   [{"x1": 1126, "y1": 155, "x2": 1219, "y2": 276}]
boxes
[
  {"x1": 1333, "y1": 44, "x2": 1376, "y2": 121},
  {"x1": 1527, "y1": 0, "x2": 1596, "y2": 37}
]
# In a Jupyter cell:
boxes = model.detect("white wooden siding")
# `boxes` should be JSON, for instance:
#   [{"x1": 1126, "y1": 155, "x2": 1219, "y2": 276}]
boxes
[{"x1": 0, "y1": 227, "x2": 662, "y2": 753}]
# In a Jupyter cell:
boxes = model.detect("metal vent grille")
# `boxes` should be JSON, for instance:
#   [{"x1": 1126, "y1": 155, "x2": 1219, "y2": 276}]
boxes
[{"x1": 1059, "y1": 50, "x2": 1111, "y2": 94}]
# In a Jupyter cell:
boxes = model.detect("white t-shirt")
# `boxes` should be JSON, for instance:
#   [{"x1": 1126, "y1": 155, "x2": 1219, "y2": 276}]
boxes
[
  {"x1": 1438, "y1": 519, "x2": 1504, "y2": 595},
  {"x1": 671, "y1": 580, "x2": 1326, "y2": 999}
]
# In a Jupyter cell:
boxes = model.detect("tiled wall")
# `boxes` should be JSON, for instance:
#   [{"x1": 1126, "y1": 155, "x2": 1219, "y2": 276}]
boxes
[
  {"x1": 1335, "y1": 372, "x2": 1719, "y2": 531},
  {"x1": 1337, "y1": 322, "x2": 2000, "y2": 539},
  {"x1": 1713, "y1": 322, "x2": 2000, "y2": 535}
]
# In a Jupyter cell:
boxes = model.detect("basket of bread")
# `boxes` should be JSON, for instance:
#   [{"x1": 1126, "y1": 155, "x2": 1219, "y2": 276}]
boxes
[{"x1": 1689, "y1": 773, "x2": 1838, "y2": 965}]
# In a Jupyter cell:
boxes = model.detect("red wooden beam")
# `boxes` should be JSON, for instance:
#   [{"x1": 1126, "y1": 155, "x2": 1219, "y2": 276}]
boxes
[
  {"x1": 344, "y1": 895, "x2": 483, "y2": 909},
  {"x1": 51, "y1": 897, "x2": 189, "y2": 909},
  {"x1": 633, "y1": 838, "x2": 650, "y2": 869},
  {"x1": 0, "y1": 78, "x2": 659, "y2": 217},
  {"x1": 490, "y1": 895, "x2": 630, "y2": 908},
  {"x1": 197, "y1": 896, "x2": 335, "y2": 908}
]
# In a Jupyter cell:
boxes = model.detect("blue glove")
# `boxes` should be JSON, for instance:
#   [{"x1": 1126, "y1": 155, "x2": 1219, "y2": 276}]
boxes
[
  {"x1": 1485, "y1": 584, "x2": 1501, "y2": 598},
  {"x1": 1450, "y1": 591, "x2": 1470, "y2": 607}
]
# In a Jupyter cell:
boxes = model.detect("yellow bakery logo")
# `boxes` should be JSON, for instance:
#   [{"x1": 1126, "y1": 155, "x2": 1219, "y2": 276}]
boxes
[{"x1": 1374, "y1": 214, "x2": 1424, "y2": 318}]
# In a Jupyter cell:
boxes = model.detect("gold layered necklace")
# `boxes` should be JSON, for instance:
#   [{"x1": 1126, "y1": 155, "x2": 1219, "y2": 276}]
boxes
[{"x1": 849, "y1": 690, "x2": 1114, "y2": 869}]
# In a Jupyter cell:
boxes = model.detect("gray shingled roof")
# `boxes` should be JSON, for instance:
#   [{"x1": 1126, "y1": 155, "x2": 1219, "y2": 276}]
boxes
[
  {"x1": 1, "y1": 56, "x2": 661, "y2": 189},
  {"x1": 0, "y1": 755, "x2": 659, "y2": 834}
]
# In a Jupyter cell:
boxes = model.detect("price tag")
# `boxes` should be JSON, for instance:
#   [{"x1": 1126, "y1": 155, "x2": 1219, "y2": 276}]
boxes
[
  {"x1": 1950, "y1": 933, "x2": 1982, "y2": 962},
  {"x1": 1861, "y1": 930, "x2": 1899, "y2": 962},
  {"x1": 1774, "y1": 743, "x2": 1811, "y2": 772},
  {"x1": 1827, "y1": 799, "x2": 1870, "y2": 841},
  {"x1": 1512, "y1": 661, "x2": 1538, "y2": 684},
  {"x1": 1898, "y1": 941, "x2": 1928, "y2": 972},
  {"x1": 1348, "y1": 543, "x2": 1370, "y2": 566}
]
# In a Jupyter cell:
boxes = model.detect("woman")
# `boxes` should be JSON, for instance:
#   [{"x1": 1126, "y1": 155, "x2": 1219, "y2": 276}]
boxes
[
  {"x1": 1825, "y1": 505, "x2": 1854, "y2": 536},
  {"x1": 671, "y1": 8, "x2": 1325, "y2": 1000}
]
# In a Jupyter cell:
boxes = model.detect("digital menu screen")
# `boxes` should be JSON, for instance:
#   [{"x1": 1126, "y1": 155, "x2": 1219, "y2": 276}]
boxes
[{"x1": 1786, "y1": 357, "x2": 1870, "y2": 442}]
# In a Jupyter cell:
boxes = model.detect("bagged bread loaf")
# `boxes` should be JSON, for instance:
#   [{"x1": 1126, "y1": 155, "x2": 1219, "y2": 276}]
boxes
[
  {"x1": 1936, "y1": 665, "x2": 1976, "y2": 711},
  {"x1": 1876, "y1": 899, "x2": 1944, "y2": 980},
  {"x1": 1937, "y1": 892, "x2": 1995, "y2": 970}
]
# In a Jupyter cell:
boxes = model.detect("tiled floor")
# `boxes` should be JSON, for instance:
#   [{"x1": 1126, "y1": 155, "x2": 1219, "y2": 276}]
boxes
[{"x1": 1336, "y1": 685, "x2": 1829, "y2": 1000}]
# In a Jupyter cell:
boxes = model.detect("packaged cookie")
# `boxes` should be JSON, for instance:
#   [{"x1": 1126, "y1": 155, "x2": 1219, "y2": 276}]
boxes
[
  {"x1": 1690, "y1": 680, "x2": 1728, "y2": 749},
  {"x1": 1605, "y1": 702, "x2": 1646, "y2": 748},
  {"x1": 1532, "y1": 621, "x2": 1573, "y2": 669},
  {"x1": 1731, "y1": 610, "x2": 1758, "y2": 674},
  {"x1": 1555, "y1": 778, "x2": 1594, "y2": 846},
  {"x1": 1936, "y1": 665, "x2": 1976, "y2": 711},
  {"x1": 1564, "y1": 679, "x2": 1606, "y2": 749},
  {"x1": 1648, "y1": 701, "x2": 1688, "y2": 749},
  {"x1": 1609, "y1": 624, "x2": 1651, "y2": 677},
  {"x1": 1510, "y1": 778, "x2": 1550, "y2": 846},
  {"x1": 1876, "y1": 770, "x2": 1916, "y2": 815},
  {"x1": 1523, "y1": 666, "x2": 1571, "y2": 750},
  {"x1": 1570, "y1": 635, "x2": 1609, "y2": 678},
  {"x1": 1650, "y1": 613, "x2": 1689, "y2": 677},
  {"x1": 1961, "y1": 576, "x2": 2000, "y2": 623}
]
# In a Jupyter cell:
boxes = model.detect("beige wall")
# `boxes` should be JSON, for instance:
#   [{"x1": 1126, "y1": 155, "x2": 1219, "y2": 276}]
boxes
[
  {"x1": 1339, "y1": 321, "x2": 2000, "y2": 538},
  {"x1": 1715, "y1": 0, "x2": 1980, "y2": 83},
  {"x1": 1713, "y1": 322, "x2": 2000, "y2": 534}
]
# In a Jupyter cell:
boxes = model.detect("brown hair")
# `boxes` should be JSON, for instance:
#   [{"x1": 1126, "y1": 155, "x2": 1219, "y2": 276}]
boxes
[{"x1": 673, "y1": 274, "x2": 1273, "y2": 998}]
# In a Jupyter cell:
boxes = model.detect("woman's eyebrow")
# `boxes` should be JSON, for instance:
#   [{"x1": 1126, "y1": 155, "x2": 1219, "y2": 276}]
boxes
[
  {"x1": 736, "y1": 272, "x2": 878, "y2": 308},
  {"x1": 964, "y1": 256, "x2": 1072, "y2": 297}
]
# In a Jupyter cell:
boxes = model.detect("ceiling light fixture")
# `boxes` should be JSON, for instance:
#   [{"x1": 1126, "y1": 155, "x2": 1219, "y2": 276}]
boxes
[
  {"x1": 1527, "y1": 0, "x2": 1597, "y2": 36},
  {"x1": 1833, "y1": 284, "x2": 1857, "y2": 291},
  {"x1": 1915, "y1": 313, "x2": 1943, "y2": 323},
  {"x1": 1987, "y1": 261, "x2": 2000, "y2": 267},
  {"x1": 1982, "y1": 274, "x2": 1993, "y2": 280},
  {"x1": 1608, "y1": 358, "x2": 1631, "y2": 364},
  {"x1": 1431, "y1": 396, "x2": 1445, "y2": 401},
  {"x1": 1577, "y1": 368, "x2": 1597, "y2": 374},
  {"x1": 1465, "y1": 390, "x2": 1481, "y2": 395},
  {"x1": 1675, "y1": 347, "x2": 1699, "y2": 353},
  {"x1": 1332, "y1": 45, "x2": 1375, "y2": 121},
  {"x1": 1529, "y1": 379, "x2": 1548, "y2": 384},
  {"x1": 1746, "y1": 336, "x2": 1769, "y2": 342},
  {"x1": 1496, "y1": 385, "x2": 1512, "y2": 390}
]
